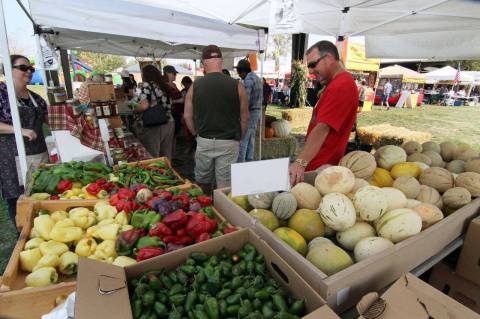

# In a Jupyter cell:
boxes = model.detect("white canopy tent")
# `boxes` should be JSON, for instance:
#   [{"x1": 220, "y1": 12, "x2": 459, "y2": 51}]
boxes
[
  {"x1": 425, "y1": 66, "x2": 474, "y2": 83},
  {"x1": 3, "y1": 0, "x2": 267, "y2": 182},
  {"x1": 29, "y1": 0, "x2": 265, "y2": 59},
  {"x1": 141, "y1": 0, "x2": 480, "y2": 60}
]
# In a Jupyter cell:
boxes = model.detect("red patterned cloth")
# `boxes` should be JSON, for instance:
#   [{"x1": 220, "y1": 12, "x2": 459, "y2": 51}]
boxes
[
  {"x1": 48, "y1": 103, "x2": 104, "y2": 151},
  {"x1": 47, "y1": 105, "x2": 68, "y2": 130}
]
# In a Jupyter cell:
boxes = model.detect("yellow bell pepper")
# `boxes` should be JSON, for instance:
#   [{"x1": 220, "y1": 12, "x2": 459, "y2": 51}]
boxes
[
  {"x1": 114, "y1": 211, "x2": 129, "y2": 225},
  {"x1": 75, "y1": 238, "x2": 98, "y2": 257},
  {"x1": 50, "y1": 211, "x2": 68, "y2": 223},
  {"x1": 88, "y1": 255, "x2": 114, "y2": 264},
  {"x1": 24, "y1": 238, "x2": 45, "y2": 250},
  {"x1": 60, "y1": 190, "x2": 76, "y2": 199},
  {"x1": 94, "y1": 240, "x2": 117, "y2": 260},
  {"x1": 29, "y1": 227, "x2": 41, "y2": 239},
  {"x1": 59, "y1": 251, "x2": 79, "y2": 275},
  {"x1": 25, "y1": 267, "x2": 58, "y2": 287},
  {"x1": 112, "y1": 256, "x2": 137, "y2": 267},
  {"x1": 19, "y1": 248, "x2": 42, "y2": 272},
  {"x1": 97, "y1": 218, "x2": 115, "y2": 226},
  {"x1": 121, "y1": 224, "x2": 134, "y2": 232},
  {"x1": 86, "y1": 225, "x2": 98, "y2": 237},
  {"x1": 93, "y1": 223, "x2": 121, "y2": 241},
  {"x1": 33, "y1": 215, "x2": 55, "y2": 240},
  {"x1": 29, "y1": 193, "x2": 51, "y2": 200},
  {"x1": 50, "y1": 226, "x2": 83, "y2": 243},
  {"x1": 68, "y1": 207, "x2": 96, "y2": 229},
  {"x1": 71, "y1": 188, "x2": 82, "y2": 196},
  {"x1": 72, "y1": 182, "x2": 82, "y2": 189},
  {"x1": 39, "y1": 240, "x2": 69, "y2": 256},
  {"x1": 33, "y1": 254, "x2": 60, "y2": 271},
  {"x1": 94, "y1": 202, "x2": 117, "y2": 220}
]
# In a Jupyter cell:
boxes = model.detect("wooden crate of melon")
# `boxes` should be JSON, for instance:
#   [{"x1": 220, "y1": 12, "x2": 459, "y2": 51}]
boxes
[{"x1": 214, "y1": 140, "x2": 480, "y2": 312}]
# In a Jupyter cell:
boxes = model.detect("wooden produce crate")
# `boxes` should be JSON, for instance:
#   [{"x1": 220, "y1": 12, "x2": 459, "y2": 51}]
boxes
[{"x1": 214, "y1": 186, "x2": 480, "y2": 312}]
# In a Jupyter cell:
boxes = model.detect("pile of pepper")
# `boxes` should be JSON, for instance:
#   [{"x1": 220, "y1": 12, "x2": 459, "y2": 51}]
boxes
[
  {"x1": 31, "y1": 161, "x2": 112, "y2": 197},
  {"x1": 115, "y1": 188, "x2": 238, "y2": 262},
  {"x1": 116, "y1": 160, "x2": 184, "y2": 190},
  {"x1": 129, "y1": 244, "x2": 306, "y2": 319}
]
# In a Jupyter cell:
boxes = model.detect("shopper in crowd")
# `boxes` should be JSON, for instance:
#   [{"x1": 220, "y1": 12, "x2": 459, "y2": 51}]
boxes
[
  {"x1": 184, "y1": 45, "x2": 249, "y2": 193},
  {"x1": 222, "y1": 69, "x2": 231, "y2": 77},
  {"x1": 358, "y1": 79, "x2": 367, "y2": 111},
  {"x1": 181, "y1": 76, "x2": 195, "y2": 153},
  {"x1": 0, "y1": 55, "x2": 50, "y2": 226},
  {"x1": 135, "y1": 64, "x2": 174, "y2": 159},
  {"x1": 129, "y1": 73, "x2": 137, "y2": 90},
  {"x1": 77, "y1": 71, "x2": 105, "y2": 104},
  {"x1": 236, "y1": 59, "x2": 263, "y2": 162},
  {"x1": 120, "y1": 70, "x2": 135, "y2": 101},
  {"x1": 263, "y1": 77, "x2": 272, "y2": 108},
  {"x1": 382, "y1": 78, "x2": 393, "y2": 110},
  {"x1": 163, "y1": 65, "x2": 184, "y2": 138},
  {"x1": 289, "y1": 41, "x2": 358, "y2": 186}
]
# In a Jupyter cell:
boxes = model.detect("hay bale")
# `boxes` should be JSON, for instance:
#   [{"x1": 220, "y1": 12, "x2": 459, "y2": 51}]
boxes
[
  {"x1": 357, "y1": 124, "x2": 431, "y2": 149},
  {"x1": 281, "y1": 108, "x2": 313, "y2": 129}
]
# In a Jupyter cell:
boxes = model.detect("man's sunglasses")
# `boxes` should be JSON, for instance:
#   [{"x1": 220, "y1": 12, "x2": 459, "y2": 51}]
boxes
[
  {"x1": 13, "y1": 64, "x2": 35, "y2": 73},
  {"x1": 307, "y1": 55, "x2": 327, "y2": 69}
]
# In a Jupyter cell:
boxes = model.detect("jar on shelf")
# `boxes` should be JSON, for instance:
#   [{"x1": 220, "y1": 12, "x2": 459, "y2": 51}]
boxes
[{"x1": 84, "y1": 109, "x2": 98, "y2": 128}]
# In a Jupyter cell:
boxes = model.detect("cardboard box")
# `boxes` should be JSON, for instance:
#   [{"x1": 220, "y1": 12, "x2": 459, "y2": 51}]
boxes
[
  {"x1": 429, "y1": 262, "x2": 480, "y2": 314},
  {"x1": 456, "y1": 218, "x2": 480, "y2": 286},
  {"x1": 88, "y1": 83, "x2": 116, "y2": 101},
  {"x1": 356, "y1": 273, "x2": 480, "y2": 319},
  {"x1": 213, "y1": 171, "x2": 480, "y2": 312},
  {"x1": 75, "y1": 229, "x2": 340, "y2": 319}
]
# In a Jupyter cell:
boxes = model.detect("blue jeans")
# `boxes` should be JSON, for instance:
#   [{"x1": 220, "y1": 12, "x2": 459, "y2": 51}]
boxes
[{"x1": 238, "y1": 109, "x2": 262, "y2": 162}]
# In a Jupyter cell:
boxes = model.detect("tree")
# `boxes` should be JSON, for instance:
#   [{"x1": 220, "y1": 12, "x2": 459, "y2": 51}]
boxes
[
  {"x1": 75, "y1": 51, "x2": 126, "y2": 73},
  {"x1": 289, "y1": 60, "x2": 307, "y2": 108},
  {"x1": 447, "y1": 60, "x2": 480, "y2": 71},
  {"x1": 268, "y1": 34, "x2": 291, "y2": 72}
]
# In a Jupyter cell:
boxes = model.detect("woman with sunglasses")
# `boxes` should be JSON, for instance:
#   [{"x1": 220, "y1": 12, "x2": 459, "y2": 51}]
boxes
[{"x1": 0, "y1": 55, "x2": 49, "y2": 227}]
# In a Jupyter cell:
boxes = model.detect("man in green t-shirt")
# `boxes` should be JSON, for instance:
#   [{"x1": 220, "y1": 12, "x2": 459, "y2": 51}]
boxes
[{"x1": 184, "y1": 45, "x2": 249, "y2": 193}]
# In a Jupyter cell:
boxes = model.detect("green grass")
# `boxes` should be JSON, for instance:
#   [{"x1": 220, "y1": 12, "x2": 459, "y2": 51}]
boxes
[
  {"x1": 0, "y1": 200, "x2": 18, "y2": 275},
  {"x1": 266, "y1": 104, "x2": 480, "y2": 150}
]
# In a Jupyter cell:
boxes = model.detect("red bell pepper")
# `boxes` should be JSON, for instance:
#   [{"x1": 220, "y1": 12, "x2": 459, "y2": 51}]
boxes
[
  {"x1": 153, "y1": 190, "x2": 172, "y2": 201},
  {"x1": 118, "y1": 188, "x2": 135, "y2": 200},
  {"x1": 186, "y1": 216, "x2": 211, "y2": 238},
  {"x1": 96, "y1": 178, "x2": 107, "y2": 185},
  {"x1": 176, "y1": 228, "x2": 187, "y2": 237},
  {"x1": 122, "y1": 200, "x2": 138, "y2": 214},
  {"x1": 149, "y1": 222, "x2": 173, "y2": 238},
  {"x1": 136, "y1": 246, "x2": 164, "y2": 261},
  {"x1": 109, "y1": 193, "x2": 120, "y2": 206},
  {"x1": 173, "y1": 235, "x2": 193, "y2": 245},
  {"x1": 206, "y1": 218, "x2": 218, "y2": 233},
  {"x1": 162, "y1": 235, "x2": 176, "y2": 244},
  {"x1": 196, "y1": 232, "x2": 211, "y2": 243},
  {"x1": 162, "y1": 209, "x2": 187, "y2": 230},
  {"x1": 50, "y1": 194, "x2": 60, "y2": 200},
  {"x1": 86, "y1": 183, "x2": 101, "y2": 195},
  {"x1": 172, "y1": 194, "x2": 190, "y2": 210},
  {"x1": 57, "y1": 180, "x2": 73, "y2": 193},
  {"x1": 197, "y1": 195, "x2": 212, "y2": 207},
  {"x1": 116, "y1": 228, "x2": 145, "y2": 256}
]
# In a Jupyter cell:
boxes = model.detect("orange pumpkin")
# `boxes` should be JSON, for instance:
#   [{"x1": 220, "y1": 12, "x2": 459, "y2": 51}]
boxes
[{"x1": 265, "y1": 127, "x2": 274, "y2": 138}]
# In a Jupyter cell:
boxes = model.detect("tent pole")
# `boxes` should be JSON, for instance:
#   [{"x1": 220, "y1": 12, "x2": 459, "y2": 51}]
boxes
[
  {"x1": 0, "y1": 0, "x2": 28, "y2": 185},
  {"x1": 60, "y1": 49, "x2": 73, "y2": 98},
  {"x1": 34, "y1": 33, "x2": 49, "y2": 96}
]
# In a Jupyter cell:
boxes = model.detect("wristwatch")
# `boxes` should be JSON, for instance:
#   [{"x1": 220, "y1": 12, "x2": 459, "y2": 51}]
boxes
[{"x1": 295, "y1": 158, "x2": 308, "y2": 168}]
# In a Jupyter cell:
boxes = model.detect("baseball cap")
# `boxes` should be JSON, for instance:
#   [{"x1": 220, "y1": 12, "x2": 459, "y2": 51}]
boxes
[
  {"x1": 120, "y1": 70, "x2": 130, "y2": 78},
  {"x1": 235, "y1": 59, "x2": 251, "y2": 70},
  {"x1": 201, "y1": 45, "x2": 223, "y2": 60},
  {"x1": 163, "y1": 65, "x2": 178, "y2": 74}
]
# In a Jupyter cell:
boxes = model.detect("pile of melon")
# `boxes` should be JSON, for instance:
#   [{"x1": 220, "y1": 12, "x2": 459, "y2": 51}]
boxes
[{"x1": 228, "y1": 141, "x2": 480, "y2": 277}]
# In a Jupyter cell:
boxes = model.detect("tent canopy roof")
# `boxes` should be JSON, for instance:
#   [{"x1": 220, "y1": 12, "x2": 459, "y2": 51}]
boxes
[
  {"x1": 425, "y1": 66, "x2": 474, "y2": 82},
  {"x1": 29, "y1": 0, "x2": 264, "y2": 59},
  {"x1": 380, "y1": 65, "x2": 425, "y2": 79},
  {"x1": 144, "y1": 0, "x2": 480, "y2": 60}
]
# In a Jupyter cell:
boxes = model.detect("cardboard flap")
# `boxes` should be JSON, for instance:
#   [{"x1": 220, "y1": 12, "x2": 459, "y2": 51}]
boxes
[{"x1": 75, "y1": 257, "x2": 131, "y2": 319}]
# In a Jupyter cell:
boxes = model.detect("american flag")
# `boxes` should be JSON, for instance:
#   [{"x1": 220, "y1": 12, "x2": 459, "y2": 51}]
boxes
[{"x1": 454, "y1": 63, "x2": 460, "y2": 85}]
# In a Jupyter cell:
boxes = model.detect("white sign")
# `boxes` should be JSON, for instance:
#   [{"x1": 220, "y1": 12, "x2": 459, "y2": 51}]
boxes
[
  {"x1": 269, "y1": 0, "x2": 303, "y2": 35},
  {"x1": 231, "y1": 158, "x2": 290, "y2": 196},
  {"x1": 40, "y1": 34, "x2": 59, "y2": 70}
]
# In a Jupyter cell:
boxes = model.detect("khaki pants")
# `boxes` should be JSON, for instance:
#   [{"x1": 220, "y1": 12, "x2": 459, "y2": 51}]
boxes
[
  {"x1": 195, "y1": 136, "x2": 239, "y2": 188},
  {"x1": 141, "y1": 121, "x2": 175, "y2": 159}
]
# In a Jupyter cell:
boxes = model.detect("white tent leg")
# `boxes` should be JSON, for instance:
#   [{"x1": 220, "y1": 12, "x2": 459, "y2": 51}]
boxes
[
  {"x1": 0, "y1": 0, "x2": 28, "y2": 185},
  {"x1": 35, "y1": 33, "x2": 50, "y2": 95},
  {"x1": 258, "y1": 31, "x2": 269, "y2": 161}
]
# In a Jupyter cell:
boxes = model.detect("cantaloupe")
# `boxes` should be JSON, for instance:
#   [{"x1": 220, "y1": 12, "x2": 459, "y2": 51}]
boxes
[
  {"x1": 315, "y1": 166, "x2": 355, "y2": 195},
  {"x1": 336, "y1": 222, "x2": 376, "y2": 251},
  {"x1": 422, "y1": 141, "x2": 440, "y2": 153},
  {"x1": 416, "y1": 185, "x2": 443, "y2": 209},
  {"x1": 423, "y1": 151, "x2": 445, "y2": 168},
  {"x1": 382, "y1": 187, "x2": 407, "y2": 211},
  {"x1": 455, "y1": 172, "x2": 480, "y2": 197},
  {"x1": 412, "y1": 203, "x2": 444, "y2": 229},
  {"x1": 464, "y1": 157, "x2": 480, "y2": 174},
  {"x1": 402, "y1": 141, "x2": 422, "y2": 155},
  {"x1": 418, "y1": 167, "x2": 454, "y2": 193},
  {"x1": 354, "y1": 237, "x2": 394, "y2": 262},
  {"x1": 375, "y1": 146, "x2": 407, "y2": 170},
  {"x1": 291, "y1": 183, "x2": 322, "y2": 210},
  {"x1": 442, "y1": 187, "x2": 472, "y2": 209},
  {"x1": 407, "y1": 153, "x2": 432, "y2": 166},
  {"x1": 446, "y1": 160, "x2": 465, "y2": 174},
  {"x1": 393, "y1": 176, "x2": 421, "y2": 199},
  {"x1": 440, "y1": 142, "x2": 457, "y2": 162},
  {"x1": 339, "y1": 151, "x2": 377, "y2": 179}
]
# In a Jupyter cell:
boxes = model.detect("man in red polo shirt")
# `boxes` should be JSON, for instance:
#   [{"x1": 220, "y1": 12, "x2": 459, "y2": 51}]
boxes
[{"x1": 289, "y1": 41, "x2": 358, "y2": 186}]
